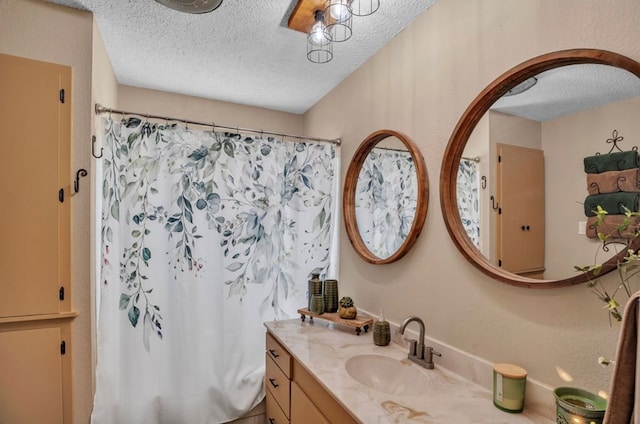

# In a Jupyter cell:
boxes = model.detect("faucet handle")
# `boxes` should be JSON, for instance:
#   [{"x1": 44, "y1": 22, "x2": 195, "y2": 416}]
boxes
[
  {"x1": 425, "y1": 346, "x2": 441, "y2": 362},
  {"x1": 404, "y1": 338, "x2": 418, "y2": 356}
]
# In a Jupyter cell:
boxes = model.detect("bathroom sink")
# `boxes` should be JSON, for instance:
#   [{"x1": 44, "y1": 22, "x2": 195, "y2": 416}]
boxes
[{"x1": 344, "y1": 354, "x2": 432, "y2": 395}]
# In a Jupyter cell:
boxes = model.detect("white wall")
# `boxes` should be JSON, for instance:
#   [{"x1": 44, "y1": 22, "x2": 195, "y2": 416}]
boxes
[{"x1": 304, "y1": 0, "x2": 640, "y2": 400}]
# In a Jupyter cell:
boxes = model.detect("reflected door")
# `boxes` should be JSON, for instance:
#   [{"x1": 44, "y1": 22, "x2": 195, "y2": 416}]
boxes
[{"x1": 496, "y1": 144, "x2": 545, "y2": 277}]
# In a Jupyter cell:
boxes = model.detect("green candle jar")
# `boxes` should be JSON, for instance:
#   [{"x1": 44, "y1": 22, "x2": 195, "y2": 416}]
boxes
[{"x1": 493, "y1": 363, "x2": 527, "y2": 413}]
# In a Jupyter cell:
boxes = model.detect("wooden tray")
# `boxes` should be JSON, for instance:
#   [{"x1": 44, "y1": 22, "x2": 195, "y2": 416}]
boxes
[{"x1": 297, "y1": 308, "x2": 373, "y2": 335}]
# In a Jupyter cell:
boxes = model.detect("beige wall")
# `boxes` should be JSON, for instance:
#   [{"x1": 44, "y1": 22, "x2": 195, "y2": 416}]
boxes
[
  {"x1": 0, "y1": 0, "x2": 95, "y2": 422},
  {"x1": 304, "y1": 0, "x2": 640, "y2": 397},
  {"x1": 117, "y1": 85, "x2": 304, "y2": 136}
]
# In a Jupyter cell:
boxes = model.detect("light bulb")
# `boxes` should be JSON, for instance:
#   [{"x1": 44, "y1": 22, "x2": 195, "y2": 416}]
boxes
[
  {"x1": 309, "y1": 21, "x2": 329, "y2": 45},
  {"x1": 329, "y1": 0, "x2": 351, "y2": 23}
]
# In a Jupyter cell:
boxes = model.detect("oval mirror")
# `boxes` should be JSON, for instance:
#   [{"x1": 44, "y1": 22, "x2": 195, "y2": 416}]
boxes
[
  {"x1": 344, "y1": 129, "x2": 428, "y2": 264},
  {"x1": 441, "y1": 49, "x2": 640, "y2": 288}
]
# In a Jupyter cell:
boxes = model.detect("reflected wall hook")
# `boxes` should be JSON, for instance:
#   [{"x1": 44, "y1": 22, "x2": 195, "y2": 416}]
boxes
[
  {"x1": 481, "y1": 176, "x2": 487, "y2": 190},
  {"x1": 74, "y1": 169, "x2": 88, "y2": 193},
  {"x1": 490, "y1": 195, "x2": 499, "y2": 211},
  {"x1": 92, "y1": 135, "x2": 103, "y2": 158}
]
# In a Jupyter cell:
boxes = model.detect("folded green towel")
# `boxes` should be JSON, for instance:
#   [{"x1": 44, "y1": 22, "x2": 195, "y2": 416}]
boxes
[
  {"x1": 584, "y1": 192, "x2": 640, "y2": 216},
  {"x1": 583, "y1": 151, "x2": 640, "y2": 174}
]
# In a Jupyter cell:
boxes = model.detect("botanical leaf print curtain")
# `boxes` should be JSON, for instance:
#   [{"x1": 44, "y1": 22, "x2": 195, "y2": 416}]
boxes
[
  {"x1": 355, "y1": 148, "x2": 417, "y2": 259},
  {"x1": 457, "y1": 159, "x2": 480, "y2": 248},
  {"x1": 92, "y1": 117, "x2": 338, "y2": 424}
]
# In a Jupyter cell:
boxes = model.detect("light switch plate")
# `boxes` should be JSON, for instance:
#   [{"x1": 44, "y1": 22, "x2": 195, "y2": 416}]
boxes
[{"x1": 578, "y1": 221, "x2": 587, "y2": 235}]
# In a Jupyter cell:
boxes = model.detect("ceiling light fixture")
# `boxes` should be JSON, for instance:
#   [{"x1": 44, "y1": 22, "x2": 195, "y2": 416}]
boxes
[
  {"x1": 350, "y1": 0, "x2": 379, "y2": 16},
  {"x1": 307, "y1": 10, "x2": 333, "y2": 64},
  {"x1": 503, "y1": 77, "x2": 538, "y2": 96},
  {"x1": 326, "y1": 0, "x2": 353, "y2": 42},
  {"x1": 155, "y1": 0, "x2": 223, "y2": 14},
  {"x1": 288, "y1": 0, "x2": 379, "y2": 63}
]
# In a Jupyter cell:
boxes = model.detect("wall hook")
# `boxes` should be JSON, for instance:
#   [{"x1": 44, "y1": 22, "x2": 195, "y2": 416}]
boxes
[
  {"x1": 92, "y1": 135, "x2": 103, "y2": 158},
  {"x1": 490, "y1": 195, "x2": 499, "y2": 211},
  {"x1": 481, "y1": 176, "x2": 487, "y2": 190},
  {"x1": 74, "y1": 169, "x2": 88, "y2": 193}
]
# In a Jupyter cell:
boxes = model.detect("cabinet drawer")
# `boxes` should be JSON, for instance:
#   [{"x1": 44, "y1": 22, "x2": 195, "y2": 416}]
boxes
[
  {"x1": 265, "y1": 388, "x2": 289, "y2": 424},
  {"x1": 266, "y1": 354, "x2": 290, "y2": 417},
  {"x1": 266, "y1": 332, "x2": 291, "y2": 378}
]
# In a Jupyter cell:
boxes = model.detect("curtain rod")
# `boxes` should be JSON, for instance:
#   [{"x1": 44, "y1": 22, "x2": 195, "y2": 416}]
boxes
[
  {"x1": 94, "y1": 103, "x2": 341, "y2": 146},
  {"x1": 461, "y1": 156, "x2": 480, "y2": 162}
]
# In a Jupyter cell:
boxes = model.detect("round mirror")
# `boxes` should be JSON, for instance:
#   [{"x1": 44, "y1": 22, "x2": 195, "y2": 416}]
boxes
[
  {"x1": 440, "y1": 49, "x2": 640, "y2": 288},
  {"x1": 344, "y1": 129, "x2": 428, "y2": 264}
]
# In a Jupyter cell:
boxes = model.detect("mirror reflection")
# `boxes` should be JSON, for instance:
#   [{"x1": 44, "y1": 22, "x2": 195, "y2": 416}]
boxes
[
  {"x1": 343, "y1": 129, "x2": 428, "y2": 264},
  {"x1": 458, "y1": 64, "x2": 640, "y2": 280},
  {"x1": 355, "y1": 136, "x2": 417, "y2": 259}
]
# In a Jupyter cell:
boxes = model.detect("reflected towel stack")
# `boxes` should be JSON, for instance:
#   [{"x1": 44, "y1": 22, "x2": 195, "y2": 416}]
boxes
[
  {"x1": 583, "y1": 150, "x2": 640, "y2": 174},
  {"x1": 587, "y1": 168, "x2": 640, "y2": 195},
  {"x1": 583, "y1": 193, "x2": 640, "y2": 217},
  {"x1": 586, "y1": 215, "x2": 640, "y2": 240},
  {"x1": 582, "y1": 151, "x2": 640, "y2": 241}
]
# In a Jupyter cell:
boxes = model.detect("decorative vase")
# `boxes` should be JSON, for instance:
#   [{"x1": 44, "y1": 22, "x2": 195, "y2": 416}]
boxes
[
  {"x1": 310, "y1": 294, "x2": 325, "y2": 315},
  {"x1": 324, "y1": 279, "x2": 338, "y2": 312},
  {"x1": 307, "y1": 272, "x2": 322, "y2": 311}
]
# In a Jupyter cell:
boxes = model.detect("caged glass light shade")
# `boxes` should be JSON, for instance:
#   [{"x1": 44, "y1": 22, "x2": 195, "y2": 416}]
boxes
[
  {"x1": 325, "y1": 0, "x2": 353, "y2": 42},
  {"x1": 307, "y1": 10, "x2": 333, "y2": 63},
  {"x1": 350, "y1": 0, "x2": 379, "y2": 16}
]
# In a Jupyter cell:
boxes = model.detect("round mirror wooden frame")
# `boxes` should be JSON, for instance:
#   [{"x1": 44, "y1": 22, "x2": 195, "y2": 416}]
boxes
[
  {"x1": 344, "y1": 129, "x2": 429, "y2": 264},
  {"x1": 440, "y1": 49, "x2": 640, "y2": 288}
]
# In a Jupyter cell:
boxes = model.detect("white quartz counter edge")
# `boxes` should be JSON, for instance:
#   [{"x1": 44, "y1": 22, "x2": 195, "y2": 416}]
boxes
[{"x1": 265, "y1": 318, "x2": 554, "y2": 424}]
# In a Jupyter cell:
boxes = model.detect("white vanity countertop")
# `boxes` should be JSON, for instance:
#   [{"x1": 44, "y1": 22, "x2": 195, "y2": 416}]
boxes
[{"x1": 265, "y1": 318, "x2": 554, "y2": 424}]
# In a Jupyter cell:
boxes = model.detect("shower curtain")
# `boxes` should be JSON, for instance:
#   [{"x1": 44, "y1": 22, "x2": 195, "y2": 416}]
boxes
[
  {"x1": 92, "y1": 117, "x2": 338, "y2": 424},
  {"x1": 355, "y1": 148, "x2": 417, "y2": 258},
  {"x1": 457, "y1": 159, "x2": 481, "y2": 248}
]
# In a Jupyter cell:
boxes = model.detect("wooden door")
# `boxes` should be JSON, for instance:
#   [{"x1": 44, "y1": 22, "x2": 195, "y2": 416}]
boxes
[
  {"x1": 0, "y1": 327, "x2": 64, "y2": 424},
  {"x1": 496, "y1": 143, "x2": 545, "y2": 276},
  {"x1": 0, "y1": 53, "x2": 71, "y2": 317}
]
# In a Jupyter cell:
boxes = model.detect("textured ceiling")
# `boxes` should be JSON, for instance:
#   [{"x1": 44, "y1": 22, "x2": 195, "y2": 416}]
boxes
[
  {"x1": 45, "y1": 0, "x2": 436, "y2": 114},
  {"x1": 492, "y1": 64, "x2": 640, "y2": 122}
]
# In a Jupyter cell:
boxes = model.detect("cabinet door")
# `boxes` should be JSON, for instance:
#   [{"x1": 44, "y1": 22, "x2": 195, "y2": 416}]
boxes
[
  {"x1": 0, "y1": 327, "x2": 64, "y2": 424},
  {"x1": 496, "y1": 143, "x2": 545, "y2": 275},
  {"x1": 290, "y1": 382, "x2": 330, "y2": 424},
  {"x1": 0, "y1": 53, "x2": 71, "y2": 317}
]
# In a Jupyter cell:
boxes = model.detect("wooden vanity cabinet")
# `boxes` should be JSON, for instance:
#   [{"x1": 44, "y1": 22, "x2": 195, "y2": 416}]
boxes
[{"x1": 265, "y1": 332, "x2": 358, "y2": 424}]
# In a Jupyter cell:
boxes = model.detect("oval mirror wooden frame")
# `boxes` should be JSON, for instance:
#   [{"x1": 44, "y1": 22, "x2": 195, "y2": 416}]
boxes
[
  {"x1": 344, "y1": 129, "x2": 429, "y2": 264},
  {"x1": 440, "y1": 48, "x2": 640, "y2": 288}
]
